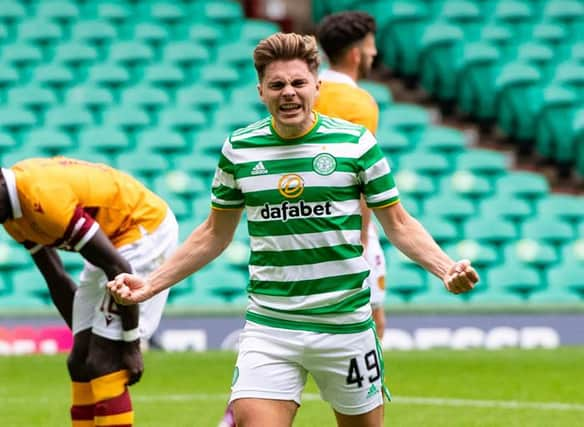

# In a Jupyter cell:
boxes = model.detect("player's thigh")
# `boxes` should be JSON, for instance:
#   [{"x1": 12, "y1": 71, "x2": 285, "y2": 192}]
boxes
[
  {"x1": 334, "y1": 404, "x2": 384, "y2": 427},
  {"x1": 232, "y1": 398, "x2": 298, "y2": 427},
  {"x1": 307, "y1": 329, "x2": 384, "y2": 417},
  {"x1": 86, "y1": 334, "x2": 125, "y2": 377},
  {"x1": 231, "y1": 322, "x2": 307, "y2": 405}
]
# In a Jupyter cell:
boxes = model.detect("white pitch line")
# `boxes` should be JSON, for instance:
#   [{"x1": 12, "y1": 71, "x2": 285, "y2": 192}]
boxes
[{"x1": 2, "y1": 393, "x2": 584, "y2": 412}]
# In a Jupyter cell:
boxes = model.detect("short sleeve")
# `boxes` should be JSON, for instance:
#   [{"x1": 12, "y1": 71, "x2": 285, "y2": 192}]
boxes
[{"x1": 211, "y1": 141, "x2": 245, "y2": 210}]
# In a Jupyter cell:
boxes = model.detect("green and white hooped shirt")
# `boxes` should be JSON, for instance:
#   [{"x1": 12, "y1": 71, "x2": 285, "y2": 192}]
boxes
[{"x1": 211, "y1": 113, "x2": 399, "y2": 334}]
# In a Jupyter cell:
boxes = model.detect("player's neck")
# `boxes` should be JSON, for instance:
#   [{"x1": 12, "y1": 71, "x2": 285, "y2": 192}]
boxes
[{"x1": 329, "y1": 64, "x2": 358, "y2": 83}]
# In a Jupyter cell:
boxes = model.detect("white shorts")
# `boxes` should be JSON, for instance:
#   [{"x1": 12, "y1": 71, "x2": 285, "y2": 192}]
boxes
[
  {"x1": 230, "y1": 321, "x2": 385, "y2": 416},
  {"x1": 72, "y1": 210, "x2": 178, "y2": 340},
  {"x1": 364, "y1": 237, "x2": 386, "y2": 308}
]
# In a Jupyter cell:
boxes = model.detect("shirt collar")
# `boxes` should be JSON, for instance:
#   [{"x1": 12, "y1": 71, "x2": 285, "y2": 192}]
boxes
[
  {"x1": 319, "y1": 69, "x2": 357, "y2": 87},
  {"x1": 1, "y1": 168, "x2": 22, "y2": 218}
]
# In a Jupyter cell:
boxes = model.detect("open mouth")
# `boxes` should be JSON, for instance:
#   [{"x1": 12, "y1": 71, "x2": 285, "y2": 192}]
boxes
[{"x1": 279, "y1": 104, "x2": 302, "y2": 114}]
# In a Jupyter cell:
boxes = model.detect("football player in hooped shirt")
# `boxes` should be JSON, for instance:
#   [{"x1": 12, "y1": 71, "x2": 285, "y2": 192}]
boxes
[
  {"x1": 0, "y1": 157, "x2": 178, "y2": 427},
  {"x1": 108, "y1": 33, "x2": 479, "y2": 427}
]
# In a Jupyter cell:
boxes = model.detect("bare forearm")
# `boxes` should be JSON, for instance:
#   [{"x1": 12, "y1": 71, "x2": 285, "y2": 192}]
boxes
[
  {"x1": 148, "y1": 219, "x2": 230, "y2": 295},
  {"x1": 384, "y1": 215, "x2": 454, "y2": 279}
]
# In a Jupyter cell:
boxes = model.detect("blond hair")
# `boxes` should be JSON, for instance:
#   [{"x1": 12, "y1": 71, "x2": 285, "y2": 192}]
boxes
[{"x1": 253, "y1": 32, "x2": 320, "y2": 82}]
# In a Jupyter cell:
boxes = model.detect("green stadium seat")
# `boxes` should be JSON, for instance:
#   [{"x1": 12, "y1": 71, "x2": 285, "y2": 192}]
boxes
[
  {"x1": 537, "y1": 194, "x2": 583, "y2": 224},
  {"x1": 190, "y1": 128, "x2": 226, "y2": 156},
  {"x1": 487, "y1": 262, "x2": 541, "y2": 294},
  {"x1": 153, "y1": 171, "x2": 207, "y2": 199},
  {"x1": 159, "y1": 108, "x2": 206, "y2": 134},
  {"x1": 442, "y1": 171, "x2": 492, "y2": 199},
  {"x1": 34, "y1": 64, "x2": 75, "y2": 95},
  {"x1": 227, "y1": 85, "x2": 265, "y2": 114},
  {"x1": 216, "y1": 41, "x2": 256, "y2": 68},
  {"x1": 456, "y1": 42, "x2": 501, "y2": 123},
  {"x1": 71, "y1": 20, "x2": 117, "y2": 47},
  {"x1": 379, "y1": 104, "x2": 430, "y2": 144},
  {"x1": 24, "y1": 128, "x2": 73, "y2": 154},
  {"x1": 517, "y1": 42, "x2": 555, "y2": 82},
  {"x1": 188, "y1": 22, "x2": 222, "y2": 49},
  {"x1": 175, "y1": 152, "x2": 217, "y2": 184},
  {"x1": 440, "y1": 0, "x2": 483, "y2": 40},
  {"x1": 2, "y1": 42, "x2": 43, "y2": 70},
  {"x1": 496, "y1": 171, "x2": 549, "y2": 201},
  {"x1": 193, "y1": 0, "x2": 243, "y2": 26},
  {"x1": 118, "y1": 150, "x2": 168, "y2": 185},
  {"x1": 495, "y1": 62, "x2": 542, "y2": 144},
  {"x1": 548, "y1": 263, "x2": 584, "y2": 294},
  {"x1": 237, "y1": 19, "x2": 279, "y2": 45},
  {"x1": 108, "y1": 41, "x2": 154, "y2": 74},
  {"x1": 572, "y1": 42, "x2": 584, "y2": 64},
  {"x1": 0, "y1": 1, "x2": 26, "y2": 36},
  {"x1": 543, "y1": 0, "x2": 584, "y2": 39},
  {"x1": 170, "y1": 286, "x2": 228, "y2": 307},
  {"x1": 176, "y1": 85, "x2": 225, "y2": 117},
  {"x1": 378, "y1": 1, "x2": 429, "y2": 80},
  {"x1": 0, "y1": 107, "x2": 37, "y2": 135},
  {"x1": 464, "y1": 216, "x2": 517, "y2": 245},
  {"x1": 103, "y1": 106, "x2": 150, "y2": 133},
  {"x1": 36, "y1": 1, "x2": 80, "y2": 26},
  {"x1": 416, "y1": 215, "x2": 459, "y2": 244},
  {"x1": 214, "y1": 106, "x2": 263, "y2": 132},
  {"x1": 0, "y1": 132, "x2": 16, "y2": 155},
  {"x1": 561, "y1": 239, "x2": 584, "y2": 266},
  {"x1": 528, "y1": 288, "x2": 582, "y2": 305},
  {"x1": 53, "y1": 42, "x2": 98, "y2": 70},
  {"x1": 494, "y1": 0, "x2": 534, "y2": 40},
  {"x1": 143, "y1": 63, "x2": 185, "y2": 90},
  {"x1": 455, "y1": 149, "x2": 509, "y2": 177},
  {"x1": 0, "y1": 293, "x2": 48, "y2": 308},
  {"x1": 386, "y1": 265, "x2": 427, "y2": 296},
  {"x1": 554, "y1": 62, "x2": 584, "y2": 100},
  {"x1": 66, "y1": 85, "x2": 114, "y2": 118},
  {"x1": 534, "y1": 85, "x2": 579, "y2": 164},
  {"x1": 163, "y1": 41, "x2": 209, "y2": 76},
  {"x1": 88, "y1": 63, "x2": 131, "y2": 92},
  {"x1": 7, "y1": 85, "x2": 57, "y2": 116},
  {"x1": 398, "y1": 151, "x2": 450, "y2": 177},
  {"x1": 424, "y1": 194, "x2": 475, "y2": 222},
  {"x1": 192, "y1": 195, "x2": 213, "y2": 223},
  {"x1": 18, "y1": 19, "x2": 62, "y2": 59},
  {"x1": 79, "y1": 127, "x2": 130, "y2": 155},
  {"x1": 532, "y1": 22, "x2": 567, "y2": 52},
  {"x1": 504, "y1": 239, "x2": 558, "y2": 268},
  {"x1": 148, "y1": 2, "x2": 186, "y2": 27},
  {"x1": 2, "y1": 146, "x2": 47, "y2": 167},
  {"x1": 136, "y1": 128, "x2": 186, "y2": 154},
  {"x1": 121, "y1": 85, "x2": 170, "y2": 115},
  {"x1": 409, "y1": 286, "x2": 466, "y2": 306},
  {"x1": 416, "y1": 125, "x2": 467, "y2": 155},
  {"x1": 418, "y1": 22, "x2": 464, "y2": 107},
  {"x1": 358, "y1": 80, "x2": 393, "y2": 111},
  {"x1": 0, "y1": 242, "x2": 29, "y2": 271},
  {"x1": 0, "y1": 64, "x2": 19, "y2": 92},
  {"x1": 60, "y1": 147, "x2": 110, "y2": 165},
  {"x1": 133, "y1": 22, "x2": 169, "y2": 54},
  {"x1": 521, "y1": 217, "x2": 574, "y2": 246},
  {"x1": 96, "y1": 2, "x2": 132, "y2": 29},
  {"x1": 480, "y1": 194, "x2": 532, "y2": 223},
  {"x1": 467, "y1": 289, "x2": 524, "y2": 306},
  {"x1": 199, "y1": 63, "x2": 240, "y2": 90},
  {"x1": 193, "y1": 266, "x2": 247, "y2": 301},
  {"x1": 393, "y1": 170, "x2": 435, "y2": 201},
  {"x1": 479, "y1": 23, "x2": 514, "y2": 61},
  {"x1": 444, "y1": 239, "x2": 498, "y2": 268},
  {"x1": 45, "y1": 105, "x2": 93, "y2": 134},
  {"x1": 375, "y1": 128, "x2": 411, "y2": 157}
]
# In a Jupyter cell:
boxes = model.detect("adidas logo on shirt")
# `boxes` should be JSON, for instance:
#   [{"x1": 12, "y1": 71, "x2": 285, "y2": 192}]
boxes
[{"x1": 251, "y1": 161, "x2": 268, "y2": 175}]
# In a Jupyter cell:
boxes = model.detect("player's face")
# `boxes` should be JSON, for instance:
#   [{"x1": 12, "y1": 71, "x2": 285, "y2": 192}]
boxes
[
  {"x1": 357, "y1": 33, "x2": 377, "y2": 79},
  {"x1": 258, "y1": 59, "x2": 320, "y2": 137}
]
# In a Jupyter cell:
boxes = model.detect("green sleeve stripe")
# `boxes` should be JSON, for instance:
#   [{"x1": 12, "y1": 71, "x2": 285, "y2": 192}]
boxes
[{"x1": 364, "y1": 174, "x2": 396, "y2": 195}]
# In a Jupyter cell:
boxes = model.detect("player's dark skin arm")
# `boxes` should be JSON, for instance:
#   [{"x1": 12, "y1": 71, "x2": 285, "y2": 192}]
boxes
[{"x1": 31, "y1": 247, "x2": 77, "y2": 329}]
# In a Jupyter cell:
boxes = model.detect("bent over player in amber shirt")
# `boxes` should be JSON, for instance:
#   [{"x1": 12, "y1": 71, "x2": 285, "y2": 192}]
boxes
[{"x1": 0, "y1": 157, "x2": 178, "y2": 427}]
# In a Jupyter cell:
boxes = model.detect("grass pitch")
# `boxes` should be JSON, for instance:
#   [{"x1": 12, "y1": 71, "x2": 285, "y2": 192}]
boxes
[{"x1": 1, "y1": 348, "x2": 584, "y2": 426}]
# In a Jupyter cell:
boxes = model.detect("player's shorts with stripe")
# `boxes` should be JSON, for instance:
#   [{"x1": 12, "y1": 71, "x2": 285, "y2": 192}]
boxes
[
  {"x1": 72, "y1": 210, "x2": 178, "y2": 340},
  {"x1": 230, "y1": 321, "x2": 384, "y2": 416}
]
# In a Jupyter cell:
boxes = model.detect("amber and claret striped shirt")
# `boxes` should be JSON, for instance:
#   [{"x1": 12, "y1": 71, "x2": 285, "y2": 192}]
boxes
[{"x1": 2, "y1": 157, "x2": 167, "y2": 252}]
